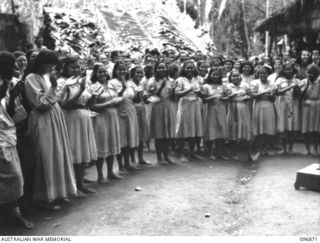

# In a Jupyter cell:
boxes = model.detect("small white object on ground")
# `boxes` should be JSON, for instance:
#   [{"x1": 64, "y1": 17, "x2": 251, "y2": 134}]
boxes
[{"x1": 135, "y1": 187, "x2": 142, "y2": 191}]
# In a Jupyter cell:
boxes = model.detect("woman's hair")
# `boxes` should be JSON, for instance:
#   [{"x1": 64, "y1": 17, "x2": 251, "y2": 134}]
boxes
[
  {"x1": 130, "y1": 65, "x2": 143, "y2": 80},
  {"x1": 205, "y1": 68, "x2": 222, "y2": 85},
  {"x1": 13, "y1": 51, "x2": 26, "y2": 59},
  {"x1": 179, "y1": 61, "x2": 198, "y2": 78},
  {"x1": 112, "y1": 60, "x2": 129, "y2": 80},
  {"x1": 154, "y1": 61, "x2": 168, "y2": 81},
  {"x1": 25, "y1": 49, "x2": 36, "y2": 63},
  {"x1": 296, "y1": 50, "x2": 312, "y2": 65},
  {"x1": 278, "y1": 63, "x2": 296, "y2": 79},
  {"x1": 167, "y1": 63, "x2": 179, "y2": 79},
  {"x1": 60, "y1": 55, "x2": 79, "y2": 78},
  {"x1": 228, "y1": 70, "x2": 241, "y2": 83},
  {"x1": 306, "y1": 64, "x2": 320, "y2": 79},
  {"x1": 0, "y1": 51, "x2": 16, "y2": 80},
  {"x1": 257, "y1": 65, "x2": 272, "y2": 76},
  {"x1": 29, "y1": 50, "x2": 59, "y2": 74},
  {"x1": 239, "y1": 61, "x2": 254, "y2": 75},
  {"x1": 90, "y1": 62, "x2": 110, "y2": 83},
  {"x1": 144, "y1": 64, "x2": 154, "y2": 79}
]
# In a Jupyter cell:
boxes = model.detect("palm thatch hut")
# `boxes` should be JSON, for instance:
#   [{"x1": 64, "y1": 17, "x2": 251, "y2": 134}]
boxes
[{"x1": 255, "y1": 0, "x2": 320, "y2": 55}]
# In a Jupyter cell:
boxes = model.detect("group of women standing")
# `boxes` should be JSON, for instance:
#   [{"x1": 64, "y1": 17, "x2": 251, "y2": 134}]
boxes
[{"x1": 2, "y1": 47, "x2": 320, "y2": 230}]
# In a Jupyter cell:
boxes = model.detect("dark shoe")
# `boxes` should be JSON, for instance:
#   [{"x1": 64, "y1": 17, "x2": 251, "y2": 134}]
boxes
[
  {"x1": 164, "y1": 157, "x2": 175, "y2": 164},
  {"x1": 119, "y1": 169, "x2": 129, "y2": 175},
  {"x1": 84, "y1": 178, "x2": 95, "y2": 184},
  {"x1": 97, "y1": 177, "x2": 109, "y2": 184},
  {"x1": 76, "y1": 190, "x2": 88, "y2": 198}
]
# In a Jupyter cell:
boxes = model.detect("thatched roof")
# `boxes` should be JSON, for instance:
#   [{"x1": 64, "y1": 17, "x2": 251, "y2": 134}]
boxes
[{"x1": 255, "y1": 0, "x2": 320, "y2": 36}]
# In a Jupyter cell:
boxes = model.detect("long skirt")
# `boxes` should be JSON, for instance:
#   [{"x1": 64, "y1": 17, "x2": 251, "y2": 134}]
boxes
[
  {"x1": 302, "y1": 100, "x2": 320, "y2": 133},
  {"x1": 92, "y1": 107, "x2": 121, "y2": 158},
  {"x1": 253, "y1": 100, "x2": 277, "y2": 136},
  {"x1": 64, "y1": 109, "x2": 97, "y2": 164},
  {"x1": 0, "y1": 146, "x2": 23, "y2": 205},
  {"x1": 117, "y1": 98, "x2": 139, "y2": 148},
  {"x1": 135, "y1": 104, "x2": 149, "y2": 143},
  {"x1": 227, "y1": 101, "x2": 252, "y2": 141},
  {"x1": 204, "y1": 100, "x2": 227, "y2": 141},
  {"x1": 277, "y1": 98, "x2": 293, "y2": 133},
  {"x1": 292, "y1": 98, "x2": 301, "y2": 131},
  {"x1": 28, "y1": 104, "x2": 77, "y2": 203},
  {"x1": 150, "y1": 100, "x2": 176, "y2": 139},
  {"x1": 176, "y1": 98, "x2": 203, "y2": 139}
]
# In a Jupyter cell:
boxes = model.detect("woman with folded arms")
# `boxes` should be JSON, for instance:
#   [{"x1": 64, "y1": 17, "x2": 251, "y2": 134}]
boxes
[
  {"x1": 148, "y1": 61, "x2": 176, "y2": 164},
  {"x1": 251, "y1": 66, "x2": 277, "y2": 155},
  {"x1": 202, "y1": 69, "x2": 228, "y2": 160},
  {"x1": 175, "y1": 61, "x2": 203, "y2": 162}
]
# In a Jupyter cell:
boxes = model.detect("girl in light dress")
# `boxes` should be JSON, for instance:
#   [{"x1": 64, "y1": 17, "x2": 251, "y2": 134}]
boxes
[
  {"x1": 275, "y1": 63, "x2": 304, "y2": 153},
  {"x1": 57, "y1": 56, "x2": 97, "y2": 196},
  {"x1": 109, "y1": 61, "x2": 139, "y2": 173},
  {"x1": 89, "y1": 63, "x2": 123, "y2": 183},
  {"x1": 24, "y1": 50, "x2": 77, "y2": 211},
  {"x1": 128, "y1": 66, "x2": 150, "y2": 165},
  {"x1": 240, "y1": 61, "x2": 255, "y2": 86},
  {"x1": 226, "y1": 70, "x2": 252, "y2": 160},
  {"x1": 148, "y1": 62, "x2": 176, "y2": 164},
  {"x1": 202, "y1": 69, "x2": 228, "y2": 160},
  {"x1": 251, "y1": 66, "x2": 277, "y2": 155},
  {"x1": 175, "y1": 61, "x2": 204, "y2": 162},
  {"x1": 301, "y1": 64, "x2": 320, "y2": 155}
]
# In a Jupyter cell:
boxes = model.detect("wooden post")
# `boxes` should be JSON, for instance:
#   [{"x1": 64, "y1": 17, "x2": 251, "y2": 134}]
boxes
[
  {"x1": 265, "y1": 0, "x2": 270, "y2": 56},
  {"x1": 11, "y1": 0, "x2": 15, "y2": 14}
]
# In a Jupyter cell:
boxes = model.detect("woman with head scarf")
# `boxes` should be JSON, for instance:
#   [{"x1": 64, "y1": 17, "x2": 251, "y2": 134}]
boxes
[
  {"x1": 24, "y1": 50, "x2": 77, "y2": 210},
  {"x1": 0, "y1": 51, "x2": 33, "y2": 229}
]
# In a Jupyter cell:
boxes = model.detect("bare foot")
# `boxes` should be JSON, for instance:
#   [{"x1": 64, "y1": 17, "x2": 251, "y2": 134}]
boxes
[
  {"x1": 108, "y1": 174, "x2": 123, "y2": 180},
  {"x1": 13, "y1": 215, "x2": 34, "y2": 230},
  {"x1": 79, "y1": 186, "x2": 96, "y2": 193},
  {"x1": 76, "y1": 190, "x2": 88, "y2": 198},
  {"x1": 97, "y1": 177, "x2": 109, "y2": 184}
]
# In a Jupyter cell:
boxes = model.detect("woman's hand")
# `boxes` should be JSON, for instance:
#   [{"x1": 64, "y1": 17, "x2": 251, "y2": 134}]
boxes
[
  {"x1": 65, "y1": 76, "x2": 79, "y2": 86},
  {"x1": 92, "y1": 86, "x2": 104, "y2": 97},
  {"x1": 49, "y1": 70, "x2": 58, "y2": 88},
  {"x1": 9, "y1": 81, "x2": 24, "y2": 100},
  {"x1": 79, "y1": 77, "x2": 86, "y2": 91}
]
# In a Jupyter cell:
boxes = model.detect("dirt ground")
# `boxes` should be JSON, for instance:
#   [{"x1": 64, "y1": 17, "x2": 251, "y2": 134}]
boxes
[{"x1": 0, "y1": 143, "x2": 319, "y2": 236}]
